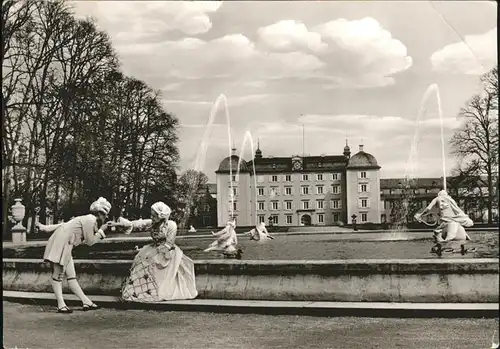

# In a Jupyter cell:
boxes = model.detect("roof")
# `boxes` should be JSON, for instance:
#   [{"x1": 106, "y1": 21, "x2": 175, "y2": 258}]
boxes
[
  {"x1": 346, "y1": 151, "x2": 380, "y2": 169},
  {"x1": 197, "y1": 183, "x2": 217, "y2": 195},
  {"x1": 216, "y1": 155, "x2": 250, "y2": 173},
  {"x1": 380, "y1": 178, "x2": 443, "y2": 189},
  {"x1": 380, "y1": 176, "x2": 490, "y2": 189},
  {"x1": 246, "y1": 155, "x2": 348, "y2": 174}
]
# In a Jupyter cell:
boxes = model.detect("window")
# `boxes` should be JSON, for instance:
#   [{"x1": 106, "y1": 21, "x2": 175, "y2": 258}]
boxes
[
  {"x1": 301, "y1": 186, "x2": 309, "y2": 195},
  {"x1": 360, "y1": 171, "x2": 367, "y2": 179},
  {"x1": 270, "y1": 187, "x2": 280, "y2": 196},
  {"x1": 330, "y1": 200, "x2": 340, "y2": 209},
  {"x1": 258, "y1": 215, "x2": 265, "y2": 223},
  {"x1": 285, "y1": 201, "x2": 293, "y2": 210},
  {"x1": 285, "y1": 187, "x2": 292, "y2": 195},
  {"x1": 302, "y1": 174, "x2": 309, "y2": 181},
  {"x1": 333, "y1": 213, "x2": 339, "y2": 222},
  {"x1": 331, "y1": 185, "x2": 340, "y2": 194},
  {"x1": 258, "y1": 201, "x2": 265, "y2": 211},
  {"x1": 286, "y1": 215, "x2": 293, "y2": 224},
  {"x1": 258, "y1": 187, "x2": 265, "y2": 196},
  {"x1": 271, "y1": 175, "x2": 278, "y2": 182},
  {"x1": 271, "y1": 215, "x2": 279, "y2": 224},
  {"x1": 316, "y1": 200, "x2": 324, "y2": 209},
  {"x1": 232, "y1": 188, "x2": 238, "y2": 197},
  {"x1": 360, "y1": 184, "x2": 367, "y2": 192},
  {"x1": 257, "y1": 176, "x2": 264, "y2": 183},
  {"x1": 317, "y1": 174, "x2": 323, "y2": 181},
  {"x1": 318, "y1": 214, "x2": 324, "y2": 223},
  {"x1": 302, "y1": 201, "x2": 310, "y2": 209},
  {"x1": 316, "y1": 186, "x2": 324, "y2": 194},
  {"x1": 271, "y1": 201, "x2": 279, "y2": 210},
  {"x1": 331, "y1": 173, "x2": 340, "y2": 181},
  {"x1": 232, "y1": 175, "x2": 237, "y2": 182},
  {"x1": 361, "y1": 199, "x2": 368, "y2": 208},
  {"x1": 361, "y1": 213, "x2": 368, "y2": 222},
  {"x1": 285, "y1": 174, "x2": 292, "y2": 182},
  {"x1": 232, "y1": 202, "x2": 237, "y2": 211}
]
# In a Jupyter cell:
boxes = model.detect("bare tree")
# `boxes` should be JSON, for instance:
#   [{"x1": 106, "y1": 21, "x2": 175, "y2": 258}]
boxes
[
  {"x1": 176, "y1": 170, "x2": 209, "y2": 228},
  {"x1": 450, "y1": 65, "x2": 499, "y2": 224},
  {"x1": 2, "y1": 0, "x2": 180, "y2": 234}
]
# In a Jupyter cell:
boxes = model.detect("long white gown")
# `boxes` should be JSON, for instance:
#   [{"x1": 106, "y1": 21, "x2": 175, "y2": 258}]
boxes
[{"x1": 121, "y1": 219, "x2": 198, "y2": 302}]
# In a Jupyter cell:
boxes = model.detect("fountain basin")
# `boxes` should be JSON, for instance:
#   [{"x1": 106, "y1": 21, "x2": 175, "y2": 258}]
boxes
[
  {"x1": 3, "y1": 258, "x2": 498, "y2": 303},
  {"x1": 4, "y1": 230, "x2": 498, "y2": 260}
]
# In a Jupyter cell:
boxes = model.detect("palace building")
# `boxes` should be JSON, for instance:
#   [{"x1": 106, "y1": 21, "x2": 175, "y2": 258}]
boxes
[{"x1": 215, "y1": 142, "x2": 382, "y2": 227}]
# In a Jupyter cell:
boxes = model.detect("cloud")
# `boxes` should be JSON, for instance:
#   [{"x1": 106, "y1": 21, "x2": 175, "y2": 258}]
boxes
[
  {"x1": 70, "y1": 1, "x2": 222, "y2": 39},
  {"x1": 163, "y1": 99, "x2": 212, "y2": 106},
  {"x1": 257, "y1": 17, "x2": 413, "y2": 87},
  {"x1": 298, "y1": 113, "x2": 460, "y2": 133},
  {"x1": 257, "y1": 20, "x2": 328, "y2": 53},
  {"x1": 116, "y1": 34, "x2": 326, "y2": 81},
  {"x1": 80, "y1": 7, "x2": 411, "y2": 89},
  {"x1": 430, "y1": 28, "x2": 497, "y2": 75}
]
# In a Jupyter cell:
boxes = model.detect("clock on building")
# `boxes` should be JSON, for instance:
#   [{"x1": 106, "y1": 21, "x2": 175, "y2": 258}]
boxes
[{"x1": 292, "y1": 159, "x2": 302, "y2": 171}]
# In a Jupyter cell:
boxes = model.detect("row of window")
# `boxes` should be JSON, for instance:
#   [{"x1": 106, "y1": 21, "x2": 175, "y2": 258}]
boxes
[
  {"x1": 257, "y1": 214, "x2": 332, "y2": 225},
  {"x1": 256, "y1": 212, "x2": 369, "y2": 225},
  {"x1": 228, "y1": 184, "x2": 371, "y2": 197},
  {"x1": 229, "y1": 172, "x2": 370, "y2": 183},
  {"x1": 381, "y1": 188, "x2": 439, "y2": 195},
  {"x1": 228, "y1": 198, "x2": 370, "y2": 211},
  {"x1": 262, "y1": 185, "x2": 342, "y2": 196},
  {"x1": 257, "y1": 173, "x2": 342, "y2": 182},
  {"x1": 257, "y1": 199, "x2": 343, "y2": 211}
]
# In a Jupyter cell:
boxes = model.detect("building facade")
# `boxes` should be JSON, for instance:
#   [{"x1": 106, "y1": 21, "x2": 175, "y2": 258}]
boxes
[{"x1": 215, "y1": 143, "x2": 382, "y2": 227}]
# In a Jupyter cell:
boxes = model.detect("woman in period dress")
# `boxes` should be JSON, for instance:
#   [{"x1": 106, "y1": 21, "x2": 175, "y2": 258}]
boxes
[
  {"x1": 414, "y1": 190, "x2": 474, "y2": 243},
  {"x1": 119, "y1": 202, "x2": 198, "y2": 302},
  {"x1": 39, "y1": 197, "x2": 112, "y2": 313}
]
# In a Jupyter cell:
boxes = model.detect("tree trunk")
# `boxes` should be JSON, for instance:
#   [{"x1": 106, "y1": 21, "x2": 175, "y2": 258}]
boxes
[
  {"x1": 2, "y1": 165, "x2": 12, "y2": 239},
  {"x1": 487, "y1": 163, "x2": 493, "y2": 224},
  {"x1": 39, "y1": 173, "x2": 50, "y2": 223}
]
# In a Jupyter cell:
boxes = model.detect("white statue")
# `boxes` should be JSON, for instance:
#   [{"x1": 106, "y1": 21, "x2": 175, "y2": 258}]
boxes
[
  {"x1": 245, "y1": 222, "x2": 274, "y2": 241},
  {"x1": 204, "y1": 219, "x2": 238, "y2": 253},
  {"x1": 414, "y1": 190, "x2": 474, "y2": 243}
]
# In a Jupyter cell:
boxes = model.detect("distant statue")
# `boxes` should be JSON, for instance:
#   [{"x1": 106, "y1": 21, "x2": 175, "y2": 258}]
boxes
[
  {"x1": 204, "y1": 219, "x2": 241, "y2": 258},
  {"x1": 188, "y1": 225, "x2": 197, "y2": 233},
  {"x1": 246, "y1": 222, "x2": 274, "y2": 241},
  {"x1": 414, "y1": 190, "x2": 474, "y2": 243}
]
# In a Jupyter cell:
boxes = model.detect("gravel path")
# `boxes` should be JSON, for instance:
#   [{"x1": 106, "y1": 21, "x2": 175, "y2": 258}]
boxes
[{"x1": 3, "y1": 301, "x2": 498, "y2": 349}]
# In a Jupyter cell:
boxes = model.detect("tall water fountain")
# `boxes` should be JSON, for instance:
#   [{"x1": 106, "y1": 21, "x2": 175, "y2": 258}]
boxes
[
  {"x1": 389, "y1": 84, "x2": 448, "y2": 237},
  {"x1": 236, "y1": 131, "x2": 259, "y2": 224},
  {"x1": 183, "y1": 94, "x2": 259, "y2": 229}
]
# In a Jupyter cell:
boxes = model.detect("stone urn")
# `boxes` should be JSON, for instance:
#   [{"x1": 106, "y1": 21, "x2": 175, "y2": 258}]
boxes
[
  {"x1": 11, "y1": 198, "x2": 27, "y2": 244},
  {"x1": 11, "y1": 198, "x2": 25, "y2": 225}
]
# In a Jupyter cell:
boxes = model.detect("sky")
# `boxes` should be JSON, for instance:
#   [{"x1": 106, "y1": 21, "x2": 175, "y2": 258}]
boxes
[{"x1": 71, "y1": 1, "x2": 498, "y2": 182}]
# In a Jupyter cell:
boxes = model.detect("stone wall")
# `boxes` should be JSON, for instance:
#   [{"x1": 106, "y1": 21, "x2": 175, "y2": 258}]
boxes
[{"x1": 3, "y1": 258, "x2": 498, "y2": 303}]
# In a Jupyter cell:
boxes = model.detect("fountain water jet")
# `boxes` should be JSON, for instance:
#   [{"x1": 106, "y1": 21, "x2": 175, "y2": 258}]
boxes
[
  {"x1": 387, "y1": 84, "x2": 448, "y2": 238},
  {"x1": 236, "y1": 131, "x2": 259, "y2": 226},
  {"x1": 181, "y1": 94, "x2": 235, "y2": 230}
]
